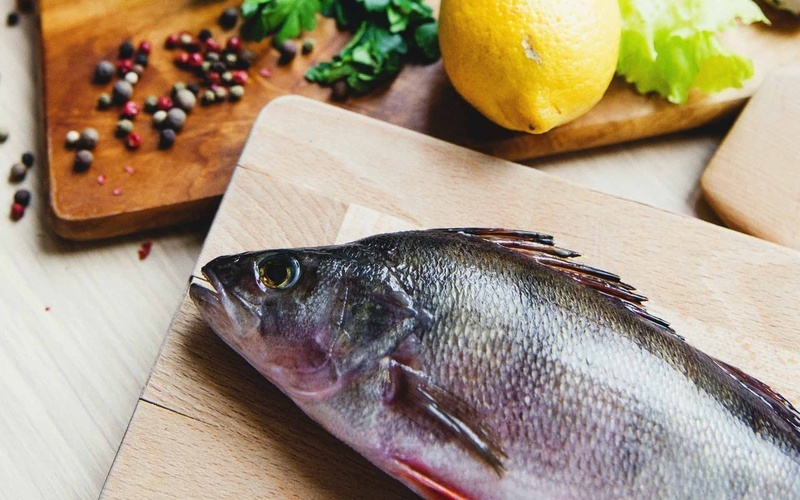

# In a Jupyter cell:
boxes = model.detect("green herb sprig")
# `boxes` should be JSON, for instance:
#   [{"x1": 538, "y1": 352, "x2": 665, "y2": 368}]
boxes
[{"x1": 240, "y1": 0, "x2": 439, "y2": 95}]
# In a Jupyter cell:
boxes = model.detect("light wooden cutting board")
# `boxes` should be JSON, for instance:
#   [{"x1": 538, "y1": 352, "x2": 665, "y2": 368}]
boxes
[
  {"x1": 102, "y1": 97, "x2": 800, "y2": 498},
  {"x1": 40, "y1": 0, "x2": 800, "y2": 240}
]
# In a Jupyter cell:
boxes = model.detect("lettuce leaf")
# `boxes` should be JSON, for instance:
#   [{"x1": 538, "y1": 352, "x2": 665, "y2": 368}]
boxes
[{"x1": 617, "y1": 0, "x2": 769, "y2": 104}]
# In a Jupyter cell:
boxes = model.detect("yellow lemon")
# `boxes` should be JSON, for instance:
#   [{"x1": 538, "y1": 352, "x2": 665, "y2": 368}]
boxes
[{"x1": 439, "y1": 0, "x2": 621, "y2": 134}]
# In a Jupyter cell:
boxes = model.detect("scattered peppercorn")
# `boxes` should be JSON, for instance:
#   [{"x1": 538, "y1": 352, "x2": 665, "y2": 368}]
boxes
[
  {"x1": 174, "y1": 51, "x2": 190, "y2": 66},
  {"x1": 137, "y1": 40, "x2": 152, "y2": 54},
  {"x1": 232, "y1": 70, "x2": 248, "y2": 85},
  {"x1": 96, "y1": 174, "x2": 106, "y2": 185},
  {"x1": 74, "y1": 150, "x2": 93, "y2": 172},
  {"x1": 276, "y1": 40, "x2": 298, "y2": 65},
  {"x1": 205, "y1": 38, "x2": 222, "y2": 53},
  {"x1": 174, "y1": 89, "x2": 196, "y2": 111},
  {"x1": 159, "y1": 128, "x2": 176, "y2": 149},
  {"x1": 331, "y1": 79, "x2": 349, "y2": 102},
  {"x1": 226, "y1": 36, "x2": 243, "y2": 53},
  {"x1": 21, "y1": 152, "x2": 33, "y2": 168},
  {"x1": 259, "y1": 67, "x2": 272, "y2": 78},
  {"x1": 172, "y1": 82, "x2": 187, "y2": 95},
  {"x1": 124, "y1": 165, "x2": 134, "y2": 174},
  {"x1": 214, "y1": 86, "x2": 228, "y2": 101},
  {"x1": 229, "y1": 85, "x2": 244, "y2": 101},
  {"x1": 9, "y1": 163, "x2": 26, "y2": 182},
  {"x1": 112, "y1": 188, "x2": 122, "y2": 196},
  {"x1": 14, "y1": 189, "x2": 31, "y2": 207},
  {"x1": 120, "y1": 100, "x2": 140, "y2": 118},
  {"x1": 218, "y1": 7, "x2": 238, "y2": 30},
  {"x1": 237, "y1": 49, "x2": 255, "y2": 69},
  {"x1": 165, "y1": 33, "x2": 180, "y2": 49},
  {"x1": 97, "y1": 93, "x2": 112, "y2": 110},
  {"x1": 124, "y1": 71, "x2": 139, "y2": 85},
  {"x1": 118, "y1": 40, "x2": 134, "y2": 59},
  {"x1": 186, "y1": 83, "x2": 200, "y2": 96},
  {"x1": 10, "y1": 202, "x2": 24, "y2": 221},
  {"x1": 187, "y1": 52, "x2": 203, "y2": 68},
  {"x1": 125, "y1": 132, "x2": 142, "y2": 149},
  {"x1": 65, "y1": 130, "x2": 80, "y2": 147},
  {"x1": 205, "y1": 51, "x2": 220, "y2": 63},
  {"x1": 152, "y1": 110, "x2": 167, "y2": 127},
  {"x1": 0, "y1": 127, "x2": 8, "y2": 144},
  {"x1": 224, "y1": 52, "x2": 238, "y2": 66},
  {"x1": 221, "y1": 71, "x2": 233, "y2": 84},
  {"x1": 302, "y1": 38, "x2": 315, "y2": 55},
  {"x1": 198, "y1": 28, "x2": 212, "y2": 42},
  {"x1": 202, "y1": 89, "x2": 216, "y2": 105},
  {"x1": 112, "y1": 80, "x2": 133, "y2": 104},
  {"x1": 134, "y1": 52, "x2": 149, "y2": 67},
  {"x1": 6, "y1": 12, "x2": 19, "y2": 27},
  {"x1": 116, "y1": 58, "x2": 133, "y2": 76},
  {"x1": 94, "y1": 60, "x2": 115, "y2": 84},
  {"x1": 116, "y1": 119, "x2": 134, "y2": 137},
  {"x1": 138, "y1": 241, "x2": 153, "y2": 260},
  {"x1": 143, "y1": 95, "x2": 158, "y2": 113},
  {"x1": 179, "y1": 32, "x2": 192, "y2": 46},
  {"x1": 164, "y1": 108, "x2": 187, "y2": 130},
  {"x1": 156, "y1": 95, "x2": 173, "y2": 111},
  {"x1": 79, "y1": 128, "x2": 99, "y2": 149}
]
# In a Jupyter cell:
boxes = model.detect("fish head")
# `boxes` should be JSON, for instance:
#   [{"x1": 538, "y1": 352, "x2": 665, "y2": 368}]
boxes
[{"x1": 189, "y1": 242, "x2": 419, "y2": 402}]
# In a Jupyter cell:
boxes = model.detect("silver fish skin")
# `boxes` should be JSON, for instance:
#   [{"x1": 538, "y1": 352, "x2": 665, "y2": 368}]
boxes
[{"x1": 189, "y1": 229, "x2": 800, "y2": 499}]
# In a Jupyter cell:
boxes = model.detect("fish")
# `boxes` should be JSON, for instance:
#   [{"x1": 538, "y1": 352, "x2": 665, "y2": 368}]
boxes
[{"x1": 189, "y1": 228, "x2": 800, "y2": 499}]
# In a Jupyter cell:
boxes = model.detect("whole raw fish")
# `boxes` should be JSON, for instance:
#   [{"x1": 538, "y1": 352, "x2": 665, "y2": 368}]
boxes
[{"x1": 189, "y1": 228, "x2": 800, "y2": 499}]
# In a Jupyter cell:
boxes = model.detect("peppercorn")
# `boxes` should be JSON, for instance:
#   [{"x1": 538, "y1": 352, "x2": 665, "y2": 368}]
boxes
[
  {"x1": 214, "y1": 86, "x2": 228, "y2": 101},
  {"x1": 116, "y1": 119, "x2": 134, "y2": 137},
  {"x1": 0, "y1": 127, "x2": 8, "y2": 144},
  {"x1": 172, "y1": 82, "x2": 187, "y2": 95},
  {"x1": 276, "y1": 40, "x2": 298, "y2": 65},
  {"x1": 74, "y1": 150, "x2": 93, "y2": 172},
  {"x1": 331, "y1": 80, "x2": 349, "y2": 102},
  {"x1": 210, "y1": 61, "x2": 227, "y2": 74},
  {"x1": 206, "y1": 72, "x2": 221, "y2": 86},
  {"x1": 165, "y1": 33, "x2": 180, "y2": 49},
  {"x1": 143, "y1": 95, "x2": 158, "y2": 113},
  {"x1": 226, "y1": 36, "x2": 243, "y2": 53},
  {"x1": 120, "y1": 101, "x2": 140, "y2": 118},
  {"x1": 94, "y1": 60, "x2": 115, "y2": 84},
  {"x1": 14, "y1": 189, "x2": 31, "y2": 207},
  {"x1": 221, "y1": 71, "x2": 233, "y2": 85},
  {"x1": 205, "y1": 51, "x2": 220, "y2": 63},
  {"x1": 237, "y1": 49, "x2": 255, "y2": 69},
  {"x1": 124, "y1": 71, "x2": 139, "y2": 85},
  {"x1": 21, "y1": 152, "x2": 33, "y2": 168},
  {"x1": 65, "y1": 130, "x2": 80, "y2": 147},
  {"x1": 9, "y1": 163, "x2": 26, "y2": 182},
  {"x1": 118, "y1": 40, "x2": 134, "y2": 59},
  {"x1": 174, "y1": 89, "x2": 196, "y2": 111},
  {"x1": 179, "y1": 32, "x2": 192, "y2": 46},
  {"x1": 157, "y1": 96, "x2": 173, "y2": 111},
  {"x1": 132, "y1": 64, "x2": 145, "y2": 76},
  {"x1": 200, "y1": 61, "x2": 212, "y2": 75},
  {"x1": 224, "y1": 52, "x2": 238, "y2": 67},
  {"x1": 97, "y1": 93, "x2": 112, "y2": 110},
  {"x1": 164, "y1": 108, "x2": 187, "y2": 130},
  {"x1": 198, "y1": 28, "x2": 212, "y2": 42},
  {"x1": 10, "y1": 203, "x2": 24, "y2": 221},
  {"x1": 125, "y1": 132, "x2": 142, "y2": 149},
  {"x1": 116, "y1": 58, "x2": 133, "y2": 75},
  {"x1": 185, "y1": 40, "x2": 202, "y2": 53},
  {"x1": 186, "y1": 83, "x2": 200, "y2": 96},
  {"x1": 187, "y1": 52, "x2": 203, "y2": 68},
  {"x1": 202, "y1": 90, "x2": 216, "y2": 105},
  {"x1": 231, "y1": 70, "x2": 248, "y2": 85},
  {"x1": 137, "y1": 40, "x2": 152, "y2": 54},
  {"x1": 152, "y1": 110, "x2": 167, "y2": 128},
  {"x1": 205, "y1": 38, "x2": 222, "y2": 53},
  {"x1": 112, "y1": 80, "x2": 133, "y2": 104},
  {"x1": 302, "y1": 38, "x2": 315, "y2": 55},
  {"x1": 174, "y1": 52, "x2": 189, "y2": 66},
  {"x1": 229, "y1": 85, "x2": 244, "y2": 101},
  {"x1": 6, "y1": 12, "x2": 19, "y2": 27},
  {"x1": 218, "y1": 7, "x2": 238, "y2": 30},
  {"x1": 79, "y1": 128, "x2": 99, "y2": 149},
  {"x1": 133, "y1": 52, "x2": 149, "y2": 67},
  {"x1": 159, "y1": 128, "x2": 176, "y2": 149}
]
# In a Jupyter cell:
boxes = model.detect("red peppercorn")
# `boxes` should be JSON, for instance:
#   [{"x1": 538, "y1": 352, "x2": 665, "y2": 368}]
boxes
[
  {"x1": 138, "y1": 241, "x2": 153, "y2": 260},
  {"x1": 157, "y1": 96, "x2": 173, "y2": 111},
  {"x1": 174, "y1": 52, "x2": 190, "y2": 66},
  {"x1": 206, "y1": 72, "x2": 221, "y2": 86},
  {"x1": 259, "y1": 67, "x2": 273, "y2": 78},
  {"x1": 125, "y1": 132, "x2": 142, "y2": 149},
  {"x1": 205, "y1": 38, "x2": 222, "y2": 52},
  {"x1": 120, "y1": 101, "x2": 140, "y2": 118},
  {"x1": 138, "y1": 40, "x2": 152, "y2": 54},
  {"x1": 116, "y1": 58, "x2": 133, "y2": 75},
  {"x1": 187, "y1": 52, "x2": 203, "y2": 67},
  {"x1": 10, "y1": 203, "x2": 24, "y2": 221},
  {"x1": 165, "y1": 33, "x2": 180, "y2": 48},
  {"x1": 232, "y1": 70, "x2": 248, "y2": 85},
  {"x1": 226, "y1": 36, "x2": 243, "y2": 53}
]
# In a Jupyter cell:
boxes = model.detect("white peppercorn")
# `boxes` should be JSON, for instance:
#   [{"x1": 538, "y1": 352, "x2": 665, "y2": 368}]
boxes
[
  {"x1": 164, "y1": 108, "x2": 187, "y2": 131},
  {"x1": 144, "y1": 95, "x2": 158, "y2": 113},
  {"x1": 124, "y1": 72, "x2": 139, "y2": 85},
  {"x1": 174, "y1": 89, "x2": 196, "y2": 111},
  {"x1": 152, "y1": 110, "x2": 167, "y2": 127},
  {"x1": 202, "y1": 90, "x2": 216, "y2": 105},
  {"x1": 229, "y1": 85, "x2": 245, "y2": 101},
  {"x1": 65, "y1": 130, "x2": 80, "y2": 147},
  {"x1": 79, "y1": 128, "x2": 99, "y2": 149},
  {"x1": 97, "y1": 93, "x2": 112, "y2": 110},
  {"x1": 116, "y1": 119, "x2": 134, "y2": 137}
]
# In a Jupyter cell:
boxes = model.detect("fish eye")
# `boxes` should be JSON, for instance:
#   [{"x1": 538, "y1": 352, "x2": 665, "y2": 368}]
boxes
[{"x1": 258, "y1": 254, "x2": 301, "y2": 290}]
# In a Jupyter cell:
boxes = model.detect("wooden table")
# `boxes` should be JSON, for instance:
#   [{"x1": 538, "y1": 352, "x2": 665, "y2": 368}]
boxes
[{"x1": 0, "y1": 2, "x2": 728, "y2": 497}]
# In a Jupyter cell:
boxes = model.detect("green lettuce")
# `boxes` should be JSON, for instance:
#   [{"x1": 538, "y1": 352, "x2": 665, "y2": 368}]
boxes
[{"x1": 617, "y1": 0, "x2": 769, "y2": 104}]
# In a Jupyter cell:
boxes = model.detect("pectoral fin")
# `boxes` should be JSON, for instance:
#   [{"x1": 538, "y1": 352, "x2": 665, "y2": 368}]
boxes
[
  {"x1": 386, "y1": 359, "x2": 507, "y2": 475},
  {"x1": 393, "y1": 457, "x2": 471, "y2": 500}
]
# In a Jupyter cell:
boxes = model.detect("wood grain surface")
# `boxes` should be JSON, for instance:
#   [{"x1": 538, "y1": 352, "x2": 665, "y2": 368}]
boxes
[
  {"x1": 102, "y1": 97, "x2": 800, "y2": 498},
  {"x1": 40, "y1": 0, "x2": 800, "y2": 240},
  {"x1": 701, "y1": 66, "x2": 800, "y2": 251}
]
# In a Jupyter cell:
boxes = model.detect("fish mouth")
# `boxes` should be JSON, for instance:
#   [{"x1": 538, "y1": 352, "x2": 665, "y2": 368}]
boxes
[{"x1": 189, "y1": 267, "x2": 255, "y2": 344}]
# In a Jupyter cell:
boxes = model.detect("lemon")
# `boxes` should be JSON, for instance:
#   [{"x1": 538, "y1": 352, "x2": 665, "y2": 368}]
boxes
[{"x1": 439, "y1": 0, "x2": 621, "y2": 134}]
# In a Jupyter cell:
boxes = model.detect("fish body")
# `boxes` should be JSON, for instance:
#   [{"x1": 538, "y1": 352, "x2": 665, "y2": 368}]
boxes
[{"x1": 189, "y1": 229, "x2": 800, "y2": 499}]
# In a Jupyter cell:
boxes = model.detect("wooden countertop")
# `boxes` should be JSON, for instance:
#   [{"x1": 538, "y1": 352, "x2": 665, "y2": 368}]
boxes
[{"x1": 0, "y1": 2, "x2": 728, "y2": 497}]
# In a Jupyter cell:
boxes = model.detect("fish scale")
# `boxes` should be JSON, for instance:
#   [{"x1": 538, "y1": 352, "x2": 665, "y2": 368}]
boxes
[{"x1": 190, "y1": 229, "x2": 800, "y2": 499}]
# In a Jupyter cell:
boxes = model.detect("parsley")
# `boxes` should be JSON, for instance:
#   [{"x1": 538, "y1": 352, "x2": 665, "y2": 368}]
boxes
[{"x1": 239, "y1": 0, "x2": 439, "y2": 96}]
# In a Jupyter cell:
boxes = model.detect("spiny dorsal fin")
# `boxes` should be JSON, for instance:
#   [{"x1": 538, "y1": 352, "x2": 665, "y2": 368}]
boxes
[{"x1": 442, "y1": 228, "x2": 679, "y2": 337}]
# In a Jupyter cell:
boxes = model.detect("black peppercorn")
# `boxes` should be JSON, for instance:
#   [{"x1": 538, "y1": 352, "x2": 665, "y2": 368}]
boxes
[
  {"x1": 6, "y1": 12, "x2": 19, "y2": 27},
  {"x1": 133, "y1": 52, "x2": 149, "y2": 67},
  {"x1": 331, "y1": 80, "x2": 349, "y2": 102},
  {"x1": 218, "y1": 7, "x2": 238, "y2": 30},
  {"x1": 13, "y1": 189, "x2": 31, "y2": 207},
  {"x1": 9, "y1": 163, "x2": 25, "y2": 182},
  {"x1": 118, "y1": 40, "x2": 135, "y2": 59},
  {"x1": 94, "y1": 60, "x2": 115, "y2": 84},
  {"x1": 198, "y1": 28, "x2": 212, "y2": 42},
  {"x1": 237, "y1": 49, "x2": 255, "y2": 69},
  {"x1": 301, "y1": 38, "x2": 315, "y2": 55},
  {"x1": 210, "y1": 61, "x2": 227, "y2": 74},
  {"x1": 74, "y1": 150, "x2": 93, "y2": 172},
  {"x1": 21, "y1": 151, "x2": 34, "y2": 168},
  {"x1": 159, "y1": 128, "x2": 176, "y2": 149},
  {"x1": 186, "y1": 83, "x2": 200, "y2": 96},
  {"x1": 277, "y1": 40, "x2": 298, "y2": 65}
]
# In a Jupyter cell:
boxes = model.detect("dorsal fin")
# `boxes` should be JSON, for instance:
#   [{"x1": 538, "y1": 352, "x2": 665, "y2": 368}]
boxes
[{"x1": 442, "y1": 228, "x2": 678, "y2": 337}]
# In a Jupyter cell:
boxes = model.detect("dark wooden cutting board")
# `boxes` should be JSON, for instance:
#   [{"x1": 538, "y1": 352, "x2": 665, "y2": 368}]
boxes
[{"x1": 40, "y1": 0, "x2": 800, "y2": 240}]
